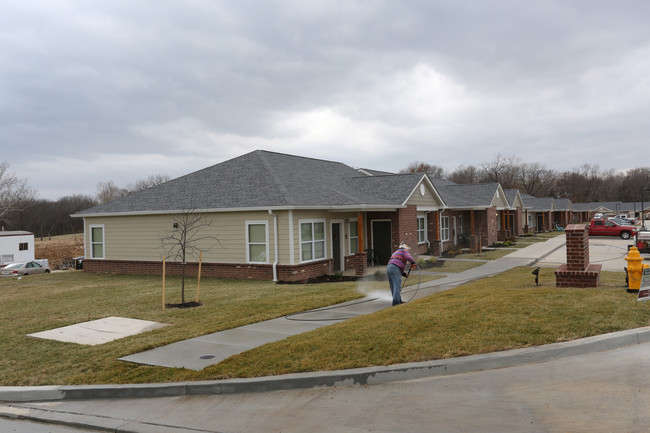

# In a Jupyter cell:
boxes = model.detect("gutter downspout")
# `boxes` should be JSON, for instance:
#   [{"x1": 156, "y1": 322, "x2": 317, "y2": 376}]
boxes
[
  {"x1": 439, "y1": 208, "x2": 445, "y2": 255},
  {"x1": 269, "y1": 210, "x2": 279, "y2": 282}
]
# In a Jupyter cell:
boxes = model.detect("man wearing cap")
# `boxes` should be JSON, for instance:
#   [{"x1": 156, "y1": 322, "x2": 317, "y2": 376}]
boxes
[{"x1": 387, "y1": 243, "x2": 415, "y2": 306}]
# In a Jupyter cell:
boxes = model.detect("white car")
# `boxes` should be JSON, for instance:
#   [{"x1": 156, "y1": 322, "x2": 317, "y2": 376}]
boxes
[{"x1": 0, "y1": 261, "x2": 51, "y2": 277}]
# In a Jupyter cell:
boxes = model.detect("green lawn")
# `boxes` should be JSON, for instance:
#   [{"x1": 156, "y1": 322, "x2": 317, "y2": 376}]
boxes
[{"x1": 1, "y1": 264, "x2": 646, "y2": 386}]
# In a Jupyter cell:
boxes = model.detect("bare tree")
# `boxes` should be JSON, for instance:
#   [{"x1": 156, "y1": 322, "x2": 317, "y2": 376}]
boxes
[
  {"x1": 96, "y1": 181, "x2": 128, "y2": 204},
  {"x1": 448, "y1": 165, "x2": 480, "y2": 184},
  {"x1": 0, "y1": 162, "x2": 37, "y2": 227},
  {"x1": 518, "y1": 162, "x2": 556, "y2": 196},
  {"x1": 128, "y1": 174, "x2": 171, "y2": 192},
  {"x1": 400, "y1": 161, "x2": 446, "y2": 179},
  {"x1": 96, "y1": 175, "x2": 171, "y2": 204},
  {"x1": 160, "y1": 210, "x2": 221, "y2": 305},
  {"x1": 480, "y1": 154, "x2": 521, "y2": 188}
]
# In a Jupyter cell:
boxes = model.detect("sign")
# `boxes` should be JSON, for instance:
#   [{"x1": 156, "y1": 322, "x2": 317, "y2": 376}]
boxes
[{"x1": 637, "y1": 268, "x2": 650, "y2": 302}]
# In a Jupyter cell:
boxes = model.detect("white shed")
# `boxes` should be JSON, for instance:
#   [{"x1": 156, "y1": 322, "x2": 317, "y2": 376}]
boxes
[{"x1": 0, "y1": 231, "x2": 35, "y2": 265}]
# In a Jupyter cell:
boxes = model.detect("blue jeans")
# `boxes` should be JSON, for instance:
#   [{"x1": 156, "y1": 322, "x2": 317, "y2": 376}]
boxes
[{"x1": 387, "y1": 263, "x2": 403, "y2": 306}]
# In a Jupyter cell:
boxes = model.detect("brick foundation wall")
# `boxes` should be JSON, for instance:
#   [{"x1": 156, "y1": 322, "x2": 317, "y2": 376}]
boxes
[
  {"x1": 345, "y1": 251, "x2": 367, "y2": 276},
  {"x1": 84, "y1": 258, "x2": 334, "y2": 282}
]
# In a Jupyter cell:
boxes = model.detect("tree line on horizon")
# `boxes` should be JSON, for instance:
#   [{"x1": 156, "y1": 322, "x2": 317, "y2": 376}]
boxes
[
  {"x1": 401, "y1": 154, "x2": 650, "y2": 204},
  {"x1": 1, "y1": 156, "x2": 649, "y2": 238}
]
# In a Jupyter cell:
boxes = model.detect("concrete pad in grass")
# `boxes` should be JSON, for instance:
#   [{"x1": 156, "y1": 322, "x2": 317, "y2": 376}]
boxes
[{"x1": 27, "y1": 316, "x2": 168, "y2": 346}]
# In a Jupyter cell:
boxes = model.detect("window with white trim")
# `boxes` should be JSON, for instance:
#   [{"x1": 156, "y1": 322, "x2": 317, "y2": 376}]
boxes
[
  {"x1": 246, "y1": 221, "x2": 268, "y2": 263},
  {"x1": 349, "y1": 220, "x2": 359, "y2": 254},
  {"x1": 300, "y1": 220, "x2": 326, "y2": 262},
  {"x1": 90, "y1": 225, "x2": 105, "y2": 259},
  {"x1": 417, "y1": 215, "x2": 426, "y2": 243},
  {"x1": 440, "y1": 216, "x2": 450, "y2": 241}
]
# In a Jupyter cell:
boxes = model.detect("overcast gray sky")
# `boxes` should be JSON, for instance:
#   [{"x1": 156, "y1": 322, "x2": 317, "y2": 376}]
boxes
[{"x1": 2, "y1": 0, "x2": 650, "y2": 200}]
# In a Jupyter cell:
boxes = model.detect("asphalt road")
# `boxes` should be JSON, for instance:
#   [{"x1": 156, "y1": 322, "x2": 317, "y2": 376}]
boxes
[{"x1": 9, "y1": 341, "x2": 650, "y2": 432}]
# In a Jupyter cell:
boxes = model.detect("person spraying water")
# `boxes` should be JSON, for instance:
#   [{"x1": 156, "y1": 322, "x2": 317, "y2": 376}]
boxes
[{"x1": 387, "y1": 243, "x2": 415, "y2": 306}]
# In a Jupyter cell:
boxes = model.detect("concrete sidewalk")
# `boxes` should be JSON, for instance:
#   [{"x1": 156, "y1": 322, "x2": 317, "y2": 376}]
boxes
[{"x1": 118, "y1": 235, "x2": 567, "y2": 371}]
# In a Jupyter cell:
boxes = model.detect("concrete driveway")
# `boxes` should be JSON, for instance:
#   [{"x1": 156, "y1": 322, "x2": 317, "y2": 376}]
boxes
[{"x1": 536, "y1": 236, "x2": 641, "y2": 272}]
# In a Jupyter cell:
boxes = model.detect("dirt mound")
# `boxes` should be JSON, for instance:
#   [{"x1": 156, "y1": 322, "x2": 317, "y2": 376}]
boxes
[{"x1": 34, "y1": 235, "x2": 84, "y2": 270}]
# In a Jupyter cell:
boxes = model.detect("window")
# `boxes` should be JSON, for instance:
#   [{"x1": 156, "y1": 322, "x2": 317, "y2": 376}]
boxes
[
  {"x1": 300, "y1": 220, "x2": 326, "y2": 262},
  {"x1": 19, "y1": 242, "x2": 28, "y2": 251},
  {"x1": 440, "y1": 216, "x2": 450, "y2": 241},
  {"x1": 417, "y1": 215, "x2": 426, "y2": 243},
  {"x1": 90, "y1": 225, "x2": 104, "y2": 259},
  {"x1": 246, "y1": 221, "x2": 268, "y2": 263},
  {"x1": 349, "y1": 220, "x2": 359, "y2": 254}
]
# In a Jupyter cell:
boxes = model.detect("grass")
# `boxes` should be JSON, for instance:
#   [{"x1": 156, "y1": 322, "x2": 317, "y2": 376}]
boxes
[{"x1": 1, "y1": 263, "x2": 647, "y2": 387}]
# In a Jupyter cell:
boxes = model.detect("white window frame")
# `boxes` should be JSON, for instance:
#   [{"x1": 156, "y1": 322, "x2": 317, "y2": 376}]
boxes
[
  {"x1": 440, "y1": 216, "x2": 450, "y2": 241},
  {"x1": 89, "y1": 224, "x2": 105, "y2": 259},
  {"x1": 348, "y1": 219, "x2": 359, "y2": 254},
  {"x1": 246, "y1": 221, "x2": 269, "y2": 264},
  {"x1": 417, "y1": 215, "x2": 427, "y2": 244},
  {"x1": 300, "y1": 219, "x2": 327, "y2": 263}
]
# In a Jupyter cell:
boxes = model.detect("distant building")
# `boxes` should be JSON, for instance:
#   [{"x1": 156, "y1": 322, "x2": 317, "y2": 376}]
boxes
[{"x1": 0, "y1": 231, "x2": 35, "y2": 265}]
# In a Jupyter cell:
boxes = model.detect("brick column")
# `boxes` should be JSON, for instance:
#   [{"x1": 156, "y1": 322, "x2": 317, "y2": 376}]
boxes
[
  {"x1": 565, "y1": 224, "x2": 590, "y2": 271},
  {"x1": 554, "y1": 224, "x2": 601, "y2": 288}
]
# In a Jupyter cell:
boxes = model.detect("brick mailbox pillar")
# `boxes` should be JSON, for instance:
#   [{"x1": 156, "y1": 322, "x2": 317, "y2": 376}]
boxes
[{"x1": 554, "y1": 224, "x2": 601, "y2": 287}]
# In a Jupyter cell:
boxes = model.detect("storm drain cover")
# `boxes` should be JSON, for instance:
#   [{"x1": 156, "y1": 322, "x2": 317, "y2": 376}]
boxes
[{"x1": 200, "y1": 355, "x2": 216, "y2": 359}]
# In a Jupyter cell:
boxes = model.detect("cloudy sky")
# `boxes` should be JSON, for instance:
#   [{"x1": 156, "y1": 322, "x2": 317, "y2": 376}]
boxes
[{"x1": 2, "y1": 1, "x2": 650, "y2": 200}]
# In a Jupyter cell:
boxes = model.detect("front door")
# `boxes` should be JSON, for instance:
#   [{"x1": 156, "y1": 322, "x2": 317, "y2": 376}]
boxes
[
  {"x1": 331, "y1": 223, "x2": 342, "y2": 272},
  {"x1": 372, "y1": 220, "x2": 392, "y2": 265}
]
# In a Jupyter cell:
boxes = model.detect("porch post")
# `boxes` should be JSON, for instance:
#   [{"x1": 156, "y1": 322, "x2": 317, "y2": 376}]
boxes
[
  {"x1": 470, "y1": 210, "x2": 475, "y2": 235},
  {"x1": 357, "y1": 212, "x2": 364, "y2": 252}
]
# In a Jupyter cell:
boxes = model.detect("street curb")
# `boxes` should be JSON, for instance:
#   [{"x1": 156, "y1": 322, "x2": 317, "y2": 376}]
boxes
[{"x1": 2, "y1": 326, "x2": 650, "y2": 403}]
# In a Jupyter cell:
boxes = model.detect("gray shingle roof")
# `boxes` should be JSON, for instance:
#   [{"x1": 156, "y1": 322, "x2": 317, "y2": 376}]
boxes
[
  {"x1": 504, "y1": 189, "x2": 522, "y2": 208},
  {"x1": 74, "y1": 150, "x2": 426, "y2": 216},
  {"x1": 431, "y1": 179, "x2": 502, "y2": 209},
  {"x1": 522, "y1": 196, "x2": 555, "y2": 211}
]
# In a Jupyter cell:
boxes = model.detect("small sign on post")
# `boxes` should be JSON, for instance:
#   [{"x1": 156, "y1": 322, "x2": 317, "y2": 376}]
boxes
[{"x1": 637, "y1": 268, "x2": 650, "y2": 302}]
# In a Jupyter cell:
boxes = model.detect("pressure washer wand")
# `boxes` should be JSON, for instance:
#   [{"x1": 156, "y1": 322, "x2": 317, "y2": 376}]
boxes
[{"x1": 400, "y1": 266, "x2": 412, "y2": 289}]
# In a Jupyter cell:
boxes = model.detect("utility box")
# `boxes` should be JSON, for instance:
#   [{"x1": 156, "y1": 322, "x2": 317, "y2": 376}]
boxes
[
  {"x1": 0, "y1": 231, "x2": 35, "y2": 265},
  {"x1": 636, "y1": 231, "x2": 650, "y2": 254}
]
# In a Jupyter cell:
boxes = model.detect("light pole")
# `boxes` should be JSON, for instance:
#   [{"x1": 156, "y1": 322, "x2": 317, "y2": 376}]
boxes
[{"x1": 642, "y1": 187, "x2": 650, "y2": 231}]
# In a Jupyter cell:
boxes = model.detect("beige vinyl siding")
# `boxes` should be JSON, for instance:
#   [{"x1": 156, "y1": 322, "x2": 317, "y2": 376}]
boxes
[
  {"x1": 289, "y1": 210, "x2": 360, "y2": 262},
  {"x1": 491, "y1": 190, "x2": 510, "y2": 208},
  {"x1": 84, "y1": 211, "x2": 276, "y2": 264},
  {"x1": 406, "y1": 182, "x2": 442, "y2": 207},
  {"x1": 84, "y1": 209, "x2": 364, "y2": 266}
]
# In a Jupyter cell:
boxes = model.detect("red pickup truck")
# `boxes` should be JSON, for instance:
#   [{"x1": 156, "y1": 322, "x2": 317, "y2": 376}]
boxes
[{"x1": 588, "y1": 219, "x2": 637, "y2": 239}]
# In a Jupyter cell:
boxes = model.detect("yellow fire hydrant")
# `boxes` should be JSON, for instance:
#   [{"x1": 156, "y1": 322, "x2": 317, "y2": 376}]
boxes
[{"x1": 625, "y1": 246, "x2": 649, "y2": 292}]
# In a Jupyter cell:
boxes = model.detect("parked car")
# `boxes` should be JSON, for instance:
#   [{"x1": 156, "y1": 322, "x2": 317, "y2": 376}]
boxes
[
  {"x1": 588, "y1": 218, "x2": 637, "y2": 239},
  {"x1": 0, "y1": 261, "x2": 51, "y2": 277},
  {"x1": 608, "y1": 217, "x2": 632, "y2": 226},
  {"x1": 617, "y1": 214, "x2": 636, "y2": 225}
]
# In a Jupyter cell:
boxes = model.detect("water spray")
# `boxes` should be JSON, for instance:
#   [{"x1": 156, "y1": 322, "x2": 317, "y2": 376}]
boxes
[{"x1": 285, "y1": 263, "x2": 423, "y2": 322}]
